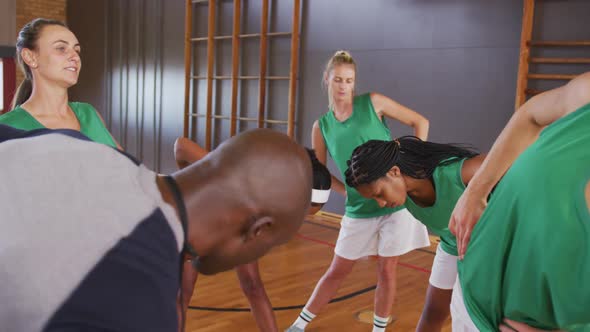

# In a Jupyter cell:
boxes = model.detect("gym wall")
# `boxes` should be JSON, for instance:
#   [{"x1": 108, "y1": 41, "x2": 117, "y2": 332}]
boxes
[{"x1": 67, "y1": 0, "x2": 590, "y2": 215}]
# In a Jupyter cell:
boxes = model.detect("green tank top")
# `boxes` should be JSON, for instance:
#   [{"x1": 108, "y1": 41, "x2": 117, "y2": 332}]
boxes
[
  {"x1": 318, "y1": 93, "x2": 402, "y2": 218},
  {"x1": 0, "y1": 102, "x2": 117, "y2": 148},
  {"x1": 405, "y1": 158, "x2": 467, "y2": 256},
  {"x1": 458, "y1": 103, "x2": 590, "y2": 331}
]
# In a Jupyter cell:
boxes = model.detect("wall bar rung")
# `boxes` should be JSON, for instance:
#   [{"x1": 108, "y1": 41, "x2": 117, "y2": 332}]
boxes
[
  {"x1": 192, "y1": 32, "x2": 292, "y2": 42},
  {"x1": 527, "y1": 73, "x2": 578, "y2": 80},
  {"x1": 192, "y1": 75, "x2": 286, "y2": 80},
  {"x1": 267, "y1": 31, "x2": 291, "y2": 37},
  {"x1": 191, "y1": 113, "x2": 290, "y2": 125},
  {"x1": 191, "y1": 35, "x2": 232, "y2": 41},
  {"x1": 528, "y1": 40, "x2": 590, "y2": 47},
  {"x1": 530, "y1": 57, "x2": 590, "y2": 64}
]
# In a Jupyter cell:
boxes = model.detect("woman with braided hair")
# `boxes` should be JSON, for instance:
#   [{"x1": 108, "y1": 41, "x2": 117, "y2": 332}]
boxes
[{"x1": 345, "y1": 135, "x2": 485, "y2": 332}]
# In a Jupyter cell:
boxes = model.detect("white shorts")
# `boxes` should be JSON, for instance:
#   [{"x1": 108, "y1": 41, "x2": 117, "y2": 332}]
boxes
[
  {"x1": 334, "y1": 208, "x2": 430, "y2": 260},
  {"x1": 450, "y1": 277, "x2": 479, "y2": 332},
  {"x1": 429, "y1": 244, "x2": 459, "y2": 290}
]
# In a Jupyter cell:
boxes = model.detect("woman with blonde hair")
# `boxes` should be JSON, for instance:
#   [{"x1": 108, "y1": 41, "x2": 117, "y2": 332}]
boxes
[{"x1": 287, "y1": 50, "x2": 430, "y2": 332}]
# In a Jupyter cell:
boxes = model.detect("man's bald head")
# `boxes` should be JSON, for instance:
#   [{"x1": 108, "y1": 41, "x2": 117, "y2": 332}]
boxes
[
  {"x1": 176, "y1": 129, "x2": 312, "y2": 275},
  {"x1": 213, "y1": 128, "x2": 312, "y2": 210}
]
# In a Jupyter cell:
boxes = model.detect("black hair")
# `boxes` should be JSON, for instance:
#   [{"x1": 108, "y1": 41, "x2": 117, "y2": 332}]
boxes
[
  {"x1": 345, "y1": 136, "x2": 478, "y2": 187},
  {"x1": 307, "y1": 148, "x2": 331, "y2": 190}
]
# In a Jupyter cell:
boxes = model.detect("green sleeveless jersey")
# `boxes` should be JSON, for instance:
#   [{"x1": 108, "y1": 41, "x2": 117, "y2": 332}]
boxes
[
  {"x1": 0, "y1": 102, "x2": 117, "y2": 148},
  {"x1": 405, "y1": 158, "x2": 467, "y2": 256},
  {"x1": 318, "y1": 93, "x2": 402, "y2": 218},
  {"x1": 459, "y1": 103, "x2": 590, "y2": 331}
]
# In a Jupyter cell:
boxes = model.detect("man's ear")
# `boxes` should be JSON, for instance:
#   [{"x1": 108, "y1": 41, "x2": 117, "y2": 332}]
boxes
[{"x1": 245, "y1": 216, "x2": 274, "y2": 242}]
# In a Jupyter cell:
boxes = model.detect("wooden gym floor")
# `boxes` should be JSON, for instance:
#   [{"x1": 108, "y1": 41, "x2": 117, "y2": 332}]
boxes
[{"x1": 185, "y1": 212, "x2": 452, "y2": 331}]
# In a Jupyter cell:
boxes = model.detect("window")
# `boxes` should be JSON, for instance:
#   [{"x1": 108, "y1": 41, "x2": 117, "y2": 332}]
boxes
[
  {"x1": 1, "y1": 57, "x2": 16, "y2": 113},
  {"x1": 0, "y1": 58, "x2": 4, "y2": 113}
]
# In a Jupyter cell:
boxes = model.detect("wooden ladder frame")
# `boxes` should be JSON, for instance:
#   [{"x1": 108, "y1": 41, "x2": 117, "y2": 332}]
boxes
[
  {"x1": 515, "y1": 0, "x2": 590, "y2": 109},
  {"x1": 183, "y1": 0, "x2": 302, "y2": 150}
]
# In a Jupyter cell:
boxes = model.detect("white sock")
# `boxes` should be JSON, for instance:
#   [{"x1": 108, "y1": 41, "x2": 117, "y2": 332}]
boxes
[
  {"x1": 292, "y1": 307, "x2": 316, "y2": 330},
  {"x1": 372, "y1": 314, "x2": 390, "y2": 332}
]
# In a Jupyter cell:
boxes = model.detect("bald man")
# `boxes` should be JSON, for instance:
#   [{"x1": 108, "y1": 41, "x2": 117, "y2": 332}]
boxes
[{"x1": 0, "y1": 125, "x2": 312, "y2": 332}]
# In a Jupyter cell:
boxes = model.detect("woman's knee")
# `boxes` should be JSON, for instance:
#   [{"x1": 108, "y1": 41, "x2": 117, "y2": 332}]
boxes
[
  {"x1": 324, "y1": 256, "x2": 355, "y2": 280},
  {"x1": 377, "y1": 256, "x2": 399, "y2": 280}
]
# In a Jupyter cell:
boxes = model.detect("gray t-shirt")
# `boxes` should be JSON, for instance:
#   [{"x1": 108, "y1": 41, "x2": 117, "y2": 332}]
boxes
[{"x1": 0, "y1": 128, "x2": 183, "y2": 331}]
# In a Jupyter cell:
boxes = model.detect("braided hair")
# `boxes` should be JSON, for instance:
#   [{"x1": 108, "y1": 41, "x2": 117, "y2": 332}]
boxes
[{"x1": 345, "y1": 136, "x2": 478, "y2": 188}]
